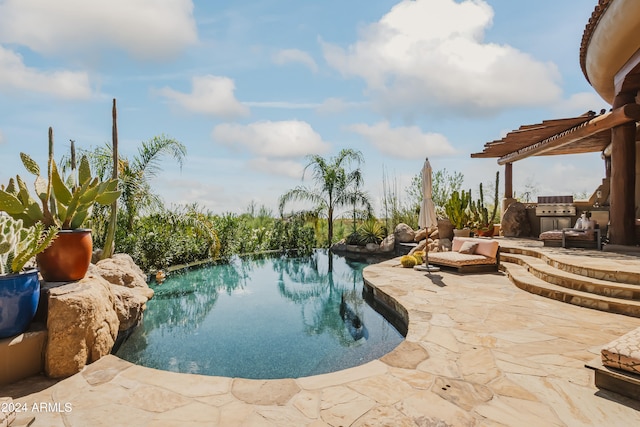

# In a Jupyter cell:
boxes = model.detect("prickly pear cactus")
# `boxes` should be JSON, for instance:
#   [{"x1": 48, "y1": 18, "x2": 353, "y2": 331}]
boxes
[{"x1": 0, "y1": 215, "x2": 58, "y2": 274}]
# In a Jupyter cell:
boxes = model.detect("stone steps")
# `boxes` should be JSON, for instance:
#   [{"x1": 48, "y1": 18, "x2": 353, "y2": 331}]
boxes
[
  {"x1": 501, "y1": 252, "x2": 640, "y2": 300},
  {"x1": 502, "y1": 260, "x2": 640, "y2": 318},
  {"x1": 501, "y1": 246, "x2": 640, "y2": 286}
]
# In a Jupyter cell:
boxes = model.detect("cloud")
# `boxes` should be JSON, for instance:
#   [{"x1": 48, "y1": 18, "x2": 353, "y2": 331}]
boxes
[
  {"x1": 244, "y1": 101, "x2": 320, "y2": 109},
  {"x1": 248, "y1": 158, "x2": 305, "y2": 179},
  {"x1": 157, "y1": 75, "x2": 249, "y2": 118},
  {"x1": 322, "y1": 0, "x2": 562, "y2": 117},
  {"x1": 347, "y1": 121, "x2": 456, "y2": 159},
  {"x1": 212, "y1": 120, "x2": 330, "y2": 158},
  {"x1": 552, "y1": 92, "x2": 609, "y2": 117},
  {"x1": 0, "y1": 45, "x2": 92, "y2": 99},
  {"x1": 0, "y1": 129, "x2": 4, "y2": 144},
  {"x1": 0, "y1": 0, "x2": 197, "y2": 61},
  {"x1": 316, "y1": 98, "x2": 366, "y2": 114},
  {"x1": 272, "y1": 49, "x2": 318, "y2": 72}
]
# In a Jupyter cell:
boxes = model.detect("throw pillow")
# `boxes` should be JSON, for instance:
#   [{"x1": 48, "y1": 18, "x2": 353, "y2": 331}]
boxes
[{"x1": 458, "y1": 241, "x2": 478, "y2": 254}]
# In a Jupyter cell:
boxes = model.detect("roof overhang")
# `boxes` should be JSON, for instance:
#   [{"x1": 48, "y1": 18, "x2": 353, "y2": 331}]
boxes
[
  {"x1": 470, "y1": 104, "x2": 640, "y2": 165},
  {"x1": 581, "y1": 0, "x2": 640, "y2": 103}
]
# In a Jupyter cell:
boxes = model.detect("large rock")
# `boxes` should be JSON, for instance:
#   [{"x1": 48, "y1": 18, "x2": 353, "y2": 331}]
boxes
[
  {"x1": 437, "y1": 219, "x2": 454, "y2": 240},
  {"x1": 45, "y1": 275, "x2": 119, "y2": 378},
  {"x1": 394, "y1": 223, "x2": 416, "y2": 243},
  {"x1": 380, "y1": 234, "x2": 395, "y2": 253},
  {"x1": 501, "y1": 202, "x2": 531, "y2": 237},
  {"x1": 95, "y1": 254, "x2": 154, "y2": 299},
  {"x1": 108, "y1": 284, "x2": 148, "y2": 331},
  {"x1": 414, "y1": 228, "x2": 427, "y2": 242}
]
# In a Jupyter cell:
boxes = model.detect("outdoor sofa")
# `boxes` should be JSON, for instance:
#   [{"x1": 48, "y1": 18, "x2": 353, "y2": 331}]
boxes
[{"x1": 426, "y1": 237, "x2": 500, "y2": 273}]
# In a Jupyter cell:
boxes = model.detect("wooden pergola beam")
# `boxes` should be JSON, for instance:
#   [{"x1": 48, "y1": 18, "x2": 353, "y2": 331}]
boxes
[{"x1": 497, "y1": 104, "x2": 640, "y2": 165}]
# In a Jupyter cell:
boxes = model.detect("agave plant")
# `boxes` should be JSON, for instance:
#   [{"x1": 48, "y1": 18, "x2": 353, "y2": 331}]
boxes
[
  {"x1": 0, "y1": 215, "x2": 58, "y2": 275},
  {"x1": 0, "y1": 128, "x2": 121, "y2": 230}
]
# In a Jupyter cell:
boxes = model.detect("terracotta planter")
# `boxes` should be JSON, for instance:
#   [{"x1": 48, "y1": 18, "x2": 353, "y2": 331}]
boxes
[
  {"x1": 0, "y1": 269, "x2": 40, "y2": 338},
  {"x1": 36, "y1": 229, "x2": 93, "y2": 282},
  {"x1": 475, "y1": 227, "x2": 495, "y2": 237},
  {"x1": 452, "y1": 228, "x2": 471, "y2": 238}
]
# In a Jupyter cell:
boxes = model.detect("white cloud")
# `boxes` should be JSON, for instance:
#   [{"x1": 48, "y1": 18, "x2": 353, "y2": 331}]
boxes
[
  {"x1": 244, "y1": 101, "x2": 320, "y2": 109},
  {"x1": 248, "y1": 158, "x2": 304, "y2": 179},
  {"x1": 316, "y1": 98, "x2": 366, "y2": 114},
  {"x1": 212, "y1": 120, "x2": 330, "y2": 158},
  {"x1": 0, "y1": 45, "x2": 92, "y2": 99},
  {"x1": 0, "y1": 0, "x2": 197, "y2": 61},
  {"x1": 348, "y1": 121, "x2": 456, "y2": 159},
  {"x1": 0, "y1": 129, "x2": 4, "y2": 144},
  {"x1": 157, "y1": 75, "x2": 249, "y2": 118},
  {"x1": 552, "y1": 92, "x2": 609, "y2": 117},
  {"x1": 272, "y1": 49, "x2": 318, "y2": 72},
  {"x1": 322, "y1": 0, "x2": 562, "y2": 117}
]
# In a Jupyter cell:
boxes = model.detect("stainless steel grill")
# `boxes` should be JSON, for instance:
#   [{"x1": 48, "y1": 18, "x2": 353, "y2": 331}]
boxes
[{"x1": 535, "y1": 204, "x2": 576, "y2": 216}]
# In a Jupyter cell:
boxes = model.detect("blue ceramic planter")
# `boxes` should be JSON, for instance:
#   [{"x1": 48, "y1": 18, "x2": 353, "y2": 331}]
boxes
[{"x1": 0, "y1": 269, "x2": 40, "y2": 339}]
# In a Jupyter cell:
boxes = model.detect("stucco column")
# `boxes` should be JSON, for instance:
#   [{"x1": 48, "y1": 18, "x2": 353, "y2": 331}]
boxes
[{"x1": 609, "y1": 92, "x2": 637, "y2": 245}]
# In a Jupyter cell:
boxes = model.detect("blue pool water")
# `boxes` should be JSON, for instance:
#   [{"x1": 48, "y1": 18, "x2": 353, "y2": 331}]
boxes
[{"x1": 116, "y1": 250, "x2": 404, "y2": 379}]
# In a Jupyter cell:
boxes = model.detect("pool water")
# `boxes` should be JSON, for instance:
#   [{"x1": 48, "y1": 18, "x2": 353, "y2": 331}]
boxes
[{"x1": 116, "y1": 250, "x2": 404, "y2": 379}]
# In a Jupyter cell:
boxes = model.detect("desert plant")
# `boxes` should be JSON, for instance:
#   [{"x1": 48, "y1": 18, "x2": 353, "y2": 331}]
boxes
[
  {"x1": 400, "y1": 255, "x2": 418, "y2": 268},
  {"x1": 444, "y1": 189, "x2": 471, "y2": 230},
  {"x1": 0, "y1": 215, "x2": 58, "y2": 275},
  {"x1": 0, "y1": 128, "x2": 121, "y2": 230},
  {"x1": 356, "y1": 219, "x2": 386, "y2": 245},
  {"x1": 469, "y1": 171, "x2": 500, "y2": 232}
]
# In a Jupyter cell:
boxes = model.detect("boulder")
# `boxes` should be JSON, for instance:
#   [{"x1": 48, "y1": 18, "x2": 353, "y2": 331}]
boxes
[
  {"x1": 437, "y1": 238, "x2": 453, "y2": 252},
  {"x1": 95, "y1": 254, "x2": 154, "y2": 299},
  {"x1": 437, "y1": 219, "x2": 454, "y2": 240},
  {"x1": 409, "y1": 239, "x2": 428, "y2": 255},
  {"x1": 501, "y1": 202, "x2": 531, "y2": 237},
  {"x1": 429, "y1": 228, "x2": 440, "y2": 239},
  {"x1": 365, "y1": 242, "x2": 379, "y2": 252},
  {"x1": 109, "y1": 284, "x2": 148, "y2": 331},
  {"x1": 379, "y1": 234, "x2": 395, "y2": 253},
  {"x1": 394, "y1": 223, "x2": 416, "y2": 243},
  {"x1": 331, "y1": 239, "x2": 347, "y2": 253},
  {"x1": 45, "y1": 274, "x2": 119, "y2": 378},
  {"x1": 414, "y1": 228, "x2": 427, "y2": 242}
]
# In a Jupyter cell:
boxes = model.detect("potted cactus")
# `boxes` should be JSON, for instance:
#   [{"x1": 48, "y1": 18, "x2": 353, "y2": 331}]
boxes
[
  {"x1": 444, "y1": 189, "x2": 472, "y2": 237},
  {"x1": 0, "y1": 128, "x2": 120, "y2": 282},
  {"x1": 0, "y1": 215, "x2": 57, "y2": 338}
]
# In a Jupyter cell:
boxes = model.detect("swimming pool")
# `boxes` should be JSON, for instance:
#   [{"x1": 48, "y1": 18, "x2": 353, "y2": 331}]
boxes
[{"x1": 116, "y1": 250, "x2": 404, "y2": 379}]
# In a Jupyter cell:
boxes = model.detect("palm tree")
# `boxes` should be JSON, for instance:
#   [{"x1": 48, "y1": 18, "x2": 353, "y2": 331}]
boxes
[
  {"x1": 279, "y1": 149, "x2": 371, "y2": 248},
  {"x1": 77, "y1": 135, "x2": 187, "y2": 232}
]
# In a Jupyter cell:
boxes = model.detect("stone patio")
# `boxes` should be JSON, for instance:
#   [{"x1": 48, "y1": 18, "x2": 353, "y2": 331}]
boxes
[{"x1": 3, "y1": 241, "x2": 640, "y2": 426}]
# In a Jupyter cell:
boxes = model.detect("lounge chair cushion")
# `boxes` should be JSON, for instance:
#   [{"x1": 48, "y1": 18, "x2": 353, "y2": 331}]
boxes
[
  {"x1": 601, "y1": 326, "x2": 640, "y2": 375},
  {"x1": 451, "y1": 237, "x2": 499, "y2": 258},
  {"x1": 458, "y1": 241, "x2": 478, "y2": 254}
]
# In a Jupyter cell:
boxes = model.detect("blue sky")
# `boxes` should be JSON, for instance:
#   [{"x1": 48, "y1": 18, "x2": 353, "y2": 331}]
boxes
[{"x1": 0, "y1": 0, "x2": 608, "y2": 216}]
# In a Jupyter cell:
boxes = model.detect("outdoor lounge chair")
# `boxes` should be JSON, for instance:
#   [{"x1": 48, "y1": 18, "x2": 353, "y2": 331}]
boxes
[
  {"x1": 539, "y1": 224, "x2": 602, "y2": 250},
  {"x1": 426, "y1": 237, "x2": 500, "y2": 273},
  {"x1": 587, "y1": 326, "x2": 640, "y2": 400}
]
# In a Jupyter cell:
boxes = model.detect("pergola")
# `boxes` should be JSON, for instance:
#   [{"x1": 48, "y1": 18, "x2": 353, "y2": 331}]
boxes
[
  {"x1": 471, "y1": 0, "x2": 640, "y2": 246},
  {"x1": 470, "y1": 105, "x2": 640, "y2": 206}
]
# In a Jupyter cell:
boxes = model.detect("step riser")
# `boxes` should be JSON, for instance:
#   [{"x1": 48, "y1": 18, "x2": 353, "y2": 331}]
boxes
[
  {"x1": 502, "y1": 247, "x2": 640, "y2": 286},
  {"x1": 507, "y1": 272, "x2": 640, "y2": 318},
  {"x1": 502, "y1": 255, "x2": 640, "y2": 301}
]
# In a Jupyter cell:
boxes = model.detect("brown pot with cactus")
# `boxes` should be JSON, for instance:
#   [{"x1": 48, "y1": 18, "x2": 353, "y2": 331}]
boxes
[
  {"x1": 0, "y1": 128, "x2": 120, "y2": 282},
  {"x1": 36, "y1": 229, "x2": 93, "y2": 282}
]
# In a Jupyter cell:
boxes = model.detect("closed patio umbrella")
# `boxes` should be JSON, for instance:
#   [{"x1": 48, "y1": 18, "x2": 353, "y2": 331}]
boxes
[
  {"x1": 418, "y1": 158, "x2": 437, "y2": 230},
  {"x1": 417, "y1": 158, "x2": 440, "y2": 272}
]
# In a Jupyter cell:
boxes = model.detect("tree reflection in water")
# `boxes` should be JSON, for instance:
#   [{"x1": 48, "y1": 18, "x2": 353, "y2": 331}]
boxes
[{"x1": 116, "y1": 250, "x2": 403, "y2": 378}]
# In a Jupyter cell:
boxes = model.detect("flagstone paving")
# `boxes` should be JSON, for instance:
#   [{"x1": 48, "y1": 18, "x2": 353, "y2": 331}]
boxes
[{"x1": 4, "y1": 249, "x2": 640, "y2": 426}]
